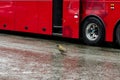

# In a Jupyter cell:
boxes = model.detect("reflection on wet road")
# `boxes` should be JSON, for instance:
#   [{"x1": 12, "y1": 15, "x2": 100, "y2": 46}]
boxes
[{"x1": 0, "y1": 33, "x2": 119, "y2": 80}]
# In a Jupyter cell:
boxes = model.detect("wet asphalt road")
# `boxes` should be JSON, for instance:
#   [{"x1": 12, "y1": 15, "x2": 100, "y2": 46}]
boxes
[{"x1": 0, "y1": 33, "x2": 119, "y2": 80}]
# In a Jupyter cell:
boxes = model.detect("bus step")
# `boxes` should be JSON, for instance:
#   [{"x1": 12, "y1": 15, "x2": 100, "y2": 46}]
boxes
[
  {"x1": 53, "y1": 26, "x2": 62, "y2": 28},
  {"x1": 53, "y1": 33, "x2": 62, "y2": 36}
]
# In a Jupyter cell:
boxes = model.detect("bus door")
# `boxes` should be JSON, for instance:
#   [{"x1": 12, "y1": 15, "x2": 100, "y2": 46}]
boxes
[
  {"x1": 63, "y1": 0, "x2": 80, "y2": 38},
  {"x1": 52, "y1": 0, "x2": 63, "y2": 36}
]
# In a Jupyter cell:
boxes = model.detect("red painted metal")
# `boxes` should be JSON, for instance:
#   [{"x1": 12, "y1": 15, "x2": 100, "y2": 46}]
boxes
[
  {"x1": 37, "y1": 1, "x2": 52, "y2": 35},
  {"x1": 103, "y1": 0, "x2": 120, "y2": 42},
  {"x1": 14, "y1": 1, "x2": 38, "y2": 33},
  {"x1": 0, "y1": 1, "x2": 14, "y2": 30},
  {"x1": 0, "y1": 0, "x2": 120, "y2": 43},
  {"x1": 63, "y1": 0, "x2": 80, "y2": 38}
]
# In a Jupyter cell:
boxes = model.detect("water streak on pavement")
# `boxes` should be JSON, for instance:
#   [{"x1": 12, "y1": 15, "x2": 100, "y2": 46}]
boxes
[{"x1": 0, "y1": 33, "x2": 119, "y2": 80}]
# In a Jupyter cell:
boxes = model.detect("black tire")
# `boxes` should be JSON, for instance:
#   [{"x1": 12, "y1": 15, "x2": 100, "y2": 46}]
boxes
[
  {"x1": 116, "y1": 24, "x2": 120, "y2": 46},
  {"x1": 82, "y1": 17, "x2": 105, "y2": 45}
]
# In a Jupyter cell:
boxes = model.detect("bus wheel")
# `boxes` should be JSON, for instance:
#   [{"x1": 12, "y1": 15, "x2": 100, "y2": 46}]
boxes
[
  {"x1": 82, "y1": 17, "x2": 104, "y2": 45},
  {"x1": 116, "y1": 24, "x2": 120, "y2": 46}
]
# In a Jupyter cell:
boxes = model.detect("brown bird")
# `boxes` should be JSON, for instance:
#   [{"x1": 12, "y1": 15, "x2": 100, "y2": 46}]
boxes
[{"x1": 56, "y1": 44, "x2": 67, "y2": 56}]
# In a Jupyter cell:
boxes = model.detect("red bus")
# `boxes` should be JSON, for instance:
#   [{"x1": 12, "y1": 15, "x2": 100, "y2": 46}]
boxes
[{"x1": 0, "y1": 0, "x2": 120, "y2": 46}]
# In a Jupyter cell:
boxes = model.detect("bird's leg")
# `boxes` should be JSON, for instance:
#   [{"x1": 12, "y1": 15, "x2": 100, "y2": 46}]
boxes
[{"x1": 60, "y1": 52, "x2": 66, "y2": 56}]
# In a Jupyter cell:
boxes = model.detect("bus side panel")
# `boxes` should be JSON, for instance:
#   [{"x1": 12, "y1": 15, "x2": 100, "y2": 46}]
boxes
[
  {"x1": 104, "y1": 1, "x2": 120, "y2": 42},
  {"x1": 0, "y1": 1, "x2": 14, "y2": 30},
  {"x1": 81, "y1": 0, "x2": 115, "y2": 42},
  {"x1": 37, "y1": 1, "x2": 52, "y2": 35},
  {"x1": 15, "y1": 1, "x2": 38, "y2": 33},
  {"x1": 63, "y1": 0, "x2": 80, "y2": 38}
]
